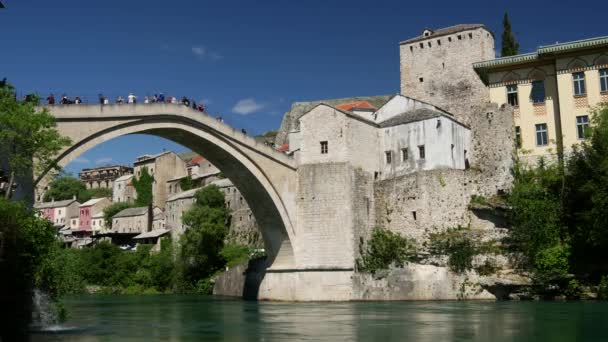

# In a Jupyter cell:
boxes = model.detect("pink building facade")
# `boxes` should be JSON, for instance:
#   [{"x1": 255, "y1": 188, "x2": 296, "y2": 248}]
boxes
[{"x1": 78, "y1": 198, "x2": 111, "y2": 234}]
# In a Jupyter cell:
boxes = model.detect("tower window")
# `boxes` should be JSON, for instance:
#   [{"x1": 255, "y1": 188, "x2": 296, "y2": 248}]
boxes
[
  {"x1": 515, "y1": 126, "x2": 522, "y2": 148},
  {"x1": 419, "y1": 77, "x2": 424, "y2": 83},
  {"x1": 385, "y1": 151, "x2": 392, "y2": 164},
  {"x1": 448, "y1": 37, "x2": 452, "y2": 42},
  {"x1": 320, "y1": 141, "x2": 328, "y2": 154},
  {"x1": 410, "y1": 46, "x2": 413, "y2": 52},
  {"x1": 418, "y1": 145, "x2": 426, "y2": 159},
  {"x1": 457, "y1": 35, "x2": 462, "y2": 40},
  {"x1": 427, "y1": 42, "x2": 431, "y2": 47},
  {"x1": 468, "y1": 33, "x2": 473, "y2": 39},
  {"x1": 401, "y1": 148, "x2": 408, "y2": 161},
  {"x1": 419, "y1": 43, "x2": 424, "y2": 49},
  {"x1": 437, "y1": 39, "x2": 441, "y2": 46},
  {"x1": 599, "y1": 69, "x2": 608, "y2": 92}
]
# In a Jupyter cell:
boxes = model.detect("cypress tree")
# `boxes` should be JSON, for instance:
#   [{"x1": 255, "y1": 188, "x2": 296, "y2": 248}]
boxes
[{"x1": 501, "y1": 12, "x2": 520, "y2": 57}]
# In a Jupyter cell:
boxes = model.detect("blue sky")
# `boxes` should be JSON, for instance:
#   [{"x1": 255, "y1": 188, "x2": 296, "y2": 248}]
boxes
[{"x1": 1, "y1": 0, "x2": 606, "y2": 175}]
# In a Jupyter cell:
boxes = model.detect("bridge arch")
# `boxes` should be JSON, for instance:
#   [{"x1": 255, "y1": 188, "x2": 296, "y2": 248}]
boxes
[{"x1": 37, "y1": 104, "x2": 297, "y2": 269}]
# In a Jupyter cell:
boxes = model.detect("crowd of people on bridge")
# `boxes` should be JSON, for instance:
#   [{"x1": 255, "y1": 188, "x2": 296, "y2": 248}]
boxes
[{"x1": 46, "y1": 92, "x2": 206, "y2": 112}]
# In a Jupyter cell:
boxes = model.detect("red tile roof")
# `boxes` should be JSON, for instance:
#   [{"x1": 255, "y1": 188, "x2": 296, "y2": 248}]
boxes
[
  {"x1": 336, "y1": 101, "x2": 377, "y2": 112},
  {"x1": 276, "y1": 143, "x2": 289, "y2": 152},
  {"x1": 187, "y1": 155, "x2": 205, "y2": 166}
]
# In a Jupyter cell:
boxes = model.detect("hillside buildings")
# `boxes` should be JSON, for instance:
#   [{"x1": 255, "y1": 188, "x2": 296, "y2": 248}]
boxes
[
  {"x1": 134, "y1": 151, "x2": 187, "y2": 209},
  {"x1": 79, "y1": 165, "x2": 132, "y2": 189},
  {"x1": 473, "y1": 36, "x2": 608, "y2": 161},
  {"x1": 112, "y1": 174, "x2": 135, "y2": 203},
  {"x1": 34, "y1": 198, "x2": 79, "y2": 227}
]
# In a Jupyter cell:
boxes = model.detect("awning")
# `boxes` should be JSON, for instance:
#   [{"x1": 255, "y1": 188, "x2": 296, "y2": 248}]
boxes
[{"x1": 134, "y1": 229, "x2": 171, "y2": 239}]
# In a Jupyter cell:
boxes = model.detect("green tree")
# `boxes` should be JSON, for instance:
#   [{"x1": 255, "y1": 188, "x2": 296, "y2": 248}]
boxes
[
  {"x1": 178, "y1": 185, "x2": 229, "y2": 287},
  {"x1": 0, "y1": 81, "x2": 71, "y2": 199},
  {"x1": 132, "y1": 167, "x2": 154, "y2": 206},
  {"x1": 508, "y1": 160, "x2": 564, "y2": 269},
  {"x1": 563, "y1": 104, "x2": 608, "y2": 274},
  {"x1": 103, "y1": 202, "x2": 134, "y2": 228},
  {"x1": 43, "y1": 176, "x2": 90, "y2": 203},
  {"x1": 0, "y1": 198, "x2": 57, "y2": 339},
  {"x1": 501, "y1": 12, "x2": 520, "y2": 57},
  {"x1": 88, "y1": 187, "x2": 112, "y2": 199}
]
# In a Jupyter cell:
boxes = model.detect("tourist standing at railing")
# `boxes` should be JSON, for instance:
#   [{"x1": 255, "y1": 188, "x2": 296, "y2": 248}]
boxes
[
  {"x1": 128, "y1": 93, "x2": 137, "y2": 104},
  {"x1": 170, "y1": 96, "x2": 177, "y2": 104},
  {"x1": 116, "y1": 96, "x2": 124, "y2": 104},
  {"x1": 144, "y1": 96, "x2": 149, "y2": 104},
  {"x1": 74, "y1": 96, "x2": 82, "y2": 104},
  {"x1": 192, "y1": 100, "x2": 197, "y2": 110},
  {"x1": 47, "y1": 94, "x2": 55, "y2": 105},
  {"x1": 99, "y1": 94, "x2": 105, "y2": 105},
  {"x1": 158, "y1": 93, "x2": 165, "y2": 102}
]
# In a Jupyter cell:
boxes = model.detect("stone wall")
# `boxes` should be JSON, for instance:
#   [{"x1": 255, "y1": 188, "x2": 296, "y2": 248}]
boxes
[{"x1": 400, "y1": 26, "x2": 494, "y2": 119}]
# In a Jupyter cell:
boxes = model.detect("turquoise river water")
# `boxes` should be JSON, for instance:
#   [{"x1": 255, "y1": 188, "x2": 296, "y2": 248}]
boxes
[{"x1": 31, "y1": 295, "x2": 608, "y2": 341}]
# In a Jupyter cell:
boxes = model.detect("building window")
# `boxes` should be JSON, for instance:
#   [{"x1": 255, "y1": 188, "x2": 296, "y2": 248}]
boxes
[
  {"x1": 320, "y1": 141, "x2": 328, "y2": 154},
  {"x1": 535, "y1": 123, "x2": 548, "y2": 146},
  {"x1": 576, "y1": 115, "x2": 589, "y2": 139},
  {"x1": 507, "y1": 84, "x2": 518, "y2": 106},
  {"x1": 419, "y1": 43, "x2": 423, "y2": 49},
  {"x1": 573, "y1": 72, "x2": 586, "y2": 96},
  {"x1": 600, "y1": 69, "x2": 608, "y2": 92},
  {"x1": 418, "y1": 145, "x2": 425, "y2": 159},
  {"x1": 385, "y1": 151, "x2": 392, "y2": 164},
  {"x1": 531, "y1": 80, "x2": 545, "y2": 103},
  {"x1": 515, "y1": 126, "x2": 522, "y2": 148},
  {"x1": 401, "y1": 148, "x2": 408, "y2": 161}
]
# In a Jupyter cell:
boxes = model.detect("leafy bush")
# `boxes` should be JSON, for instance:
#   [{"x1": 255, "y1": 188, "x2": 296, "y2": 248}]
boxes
[
  {"x1": 598, "y1": 276, "x2": 608, "y2": 300},
  {"x1": 565, "y1": 279, "x2": 581, "y2": 299},
  {"x1": 475, "y1": 258, "x2": 499, "y2": 276},
  {"x1": 220, "y1": 244, "x2": 251, "y2": 268},
  {"x1": 534, "y1": 243, "x2": 570, "y2": 282},
  {"x1": 429, "y1": 227, "x2": 475, "y2": 273},
  {"x1": 132, "y1": 166, "x2": 154, "y2": 206},
  {"x1": 357, "y1": 227, "x2": 416, "y2": 273}
]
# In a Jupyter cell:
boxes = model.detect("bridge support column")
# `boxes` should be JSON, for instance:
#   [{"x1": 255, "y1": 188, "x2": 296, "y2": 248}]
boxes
[{"x1": 257, "y1": 269, "x2": 355, "y2": 301}]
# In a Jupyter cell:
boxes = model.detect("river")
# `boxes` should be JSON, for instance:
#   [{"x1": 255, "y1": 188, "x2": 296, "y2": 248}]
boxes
[{"x1": 31, "y1": 295, "x2": 608, "y2": 341}]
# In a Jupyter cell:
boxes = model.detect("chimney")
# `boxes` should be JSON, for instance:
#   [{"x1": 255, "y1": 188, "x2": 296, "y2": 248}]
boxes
[
  {"x1": 73, "y1": 194, "x2": 76, "y2": 200},
  {"x1": 51, "y1": 197, "x2": 55, "y2": 203}
]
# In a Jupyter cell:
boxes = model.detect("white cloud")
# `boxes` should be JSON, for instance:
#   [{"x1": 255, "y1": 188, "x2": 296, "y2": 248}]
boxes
[
  {"x1": 95, "y1": 157, "x2": 112, "y2": 164},
  {"x1": 232, "y1": 98, "x2": 266, "y2": 115},
  {"x1": 192, "y1": 46, "x2": 206, "y2": 58},
  {"x1": 72, "y1": 157, "x2": 90, "y2": 164},
  {"x1": 191, "y1": 46, "x2": 222, "y2": 61}
]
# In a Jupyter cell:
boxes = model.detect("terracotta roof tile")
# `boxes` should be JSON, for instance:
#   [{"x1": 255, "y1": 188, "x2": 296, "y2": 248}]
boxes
[
  {"x1": 336, "y1": 101, "x2": 377, "y2": 112},
  {"x1": 276, "y1": 143, "x2": 289, "y2": 152}
]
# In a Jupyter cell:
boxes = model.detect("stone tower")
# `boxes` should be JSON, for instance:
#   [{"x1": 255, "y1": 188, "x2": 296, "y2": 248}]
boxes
[{"x1": 399, "y1": 24, "x2": 495, "y2": 121}]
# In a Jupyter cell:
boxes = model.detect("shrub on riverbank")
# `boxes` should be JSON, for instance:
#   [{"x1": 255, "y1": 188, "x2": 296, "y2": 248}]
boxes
[{"x1": 356, "y1": 227, "x2": 416, "y2": 273}]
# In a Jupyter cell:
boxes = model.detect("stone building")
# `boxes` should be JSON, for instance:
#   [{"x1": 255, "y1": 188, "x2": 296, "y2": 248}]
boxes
[
  {"x1": 91, "y1": 212, "x2": 105, "y2": 236},
  {"x1": 110, "y1": 206, "x2": 160, "y2": 234},
  {"x1": 133, "y1": 151, "x2": 187, "y2": 209},
  {"x1": 473, "y1": 35, "x2": 608, "y2": 162},
  {"x1": 112, "y1": 174, "x2": 135, "y2": 203},
  {"x1": 165, "y1": 178, "x2": 261, "y2": 246},
  {"x1": 34, "y1": 198, "x2": 80, "y2": 227},
  {"x1": 399, "y1": 24, "x2": 495, "y2": 119},
  {"x1": 166, "y1": 154, "x2": 221, "y2": 197},
  {"x1": 79, "y1": 165, "x2": 132, "y2": 189}
]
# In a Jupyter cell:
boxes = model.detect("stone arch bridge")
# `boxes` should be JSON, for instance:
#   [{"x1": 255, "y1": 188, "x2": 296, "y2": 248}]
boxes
[{"x1": 38, "y1": 104, "x2": 356, "y2": 301}]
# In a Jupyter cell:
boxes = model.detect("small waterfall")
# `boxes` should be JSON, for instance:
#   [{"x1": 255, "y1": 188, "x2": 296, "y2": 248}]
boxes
[{"x1": 30, "y1": 289, "x2": 58, "y2": 330}]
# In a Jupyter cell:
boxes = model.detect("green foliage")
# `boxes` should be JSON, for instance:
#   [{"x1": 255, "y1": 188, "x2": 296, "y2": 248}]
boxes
[
  {"x1": 429, "y1": 227, "x2": 475, "y2": 273},
  {"x1": 103, "y1": 202, "x2": 134, "y2": 228},
  {"x1": 133, "y1": 166, "x2": 154, "y2": 206},
  {"x1": 220, "y1": 244, "x2": 251, "y2": 268},
  {"x1": 88, "y1": 187, "x2": 112, "y2": 199},
  {"x1": 534, "y1": 243, "x2": 570, "y2": 282},
  {"x1": 475, "y1": 258, "x2": 499, "y2": 276},
  {"x1": 179, "y1": 185, "x2": 229, "y2": 285},
  {"x1": 470, "y1": 195, "x2": 488, "y2": 206},
  {"x1": 0, "y1": 198, "x2": 58, "y2": 336},
  {"x1": 36, "y1": 244, "x2": 85, "y2": 297},
  {"x1": 179, "y1": 175, "x2": 196, "y2": 191},
  {"x1": 501, "y1": 12, "x2": 519, "y2": 57},
  {"x1": 0, "y1": 82, "x2": 71, "y2": 198},
  {"x1": 357, "y1": 227, "x2": 416, "y2": 273},
  {"x1": 565, "y1": 279, "x2": 582, "y2": 299},
  {"x1": 598, "y1": 276, "x2": 608, "y2": 300},
  {"x1": 507, "y1": 160, "x2": 563, "y2": 268},
  {"x1": 43, "y1": 176, "x2": 89, "y2": 203}
]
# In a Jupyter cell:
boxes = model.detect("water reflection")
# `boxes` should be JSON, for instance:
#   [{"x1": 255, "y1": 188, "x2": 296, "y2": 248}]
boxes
[{"x1": 32, "y1": 295, "x2": 608, "y2": 341}]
